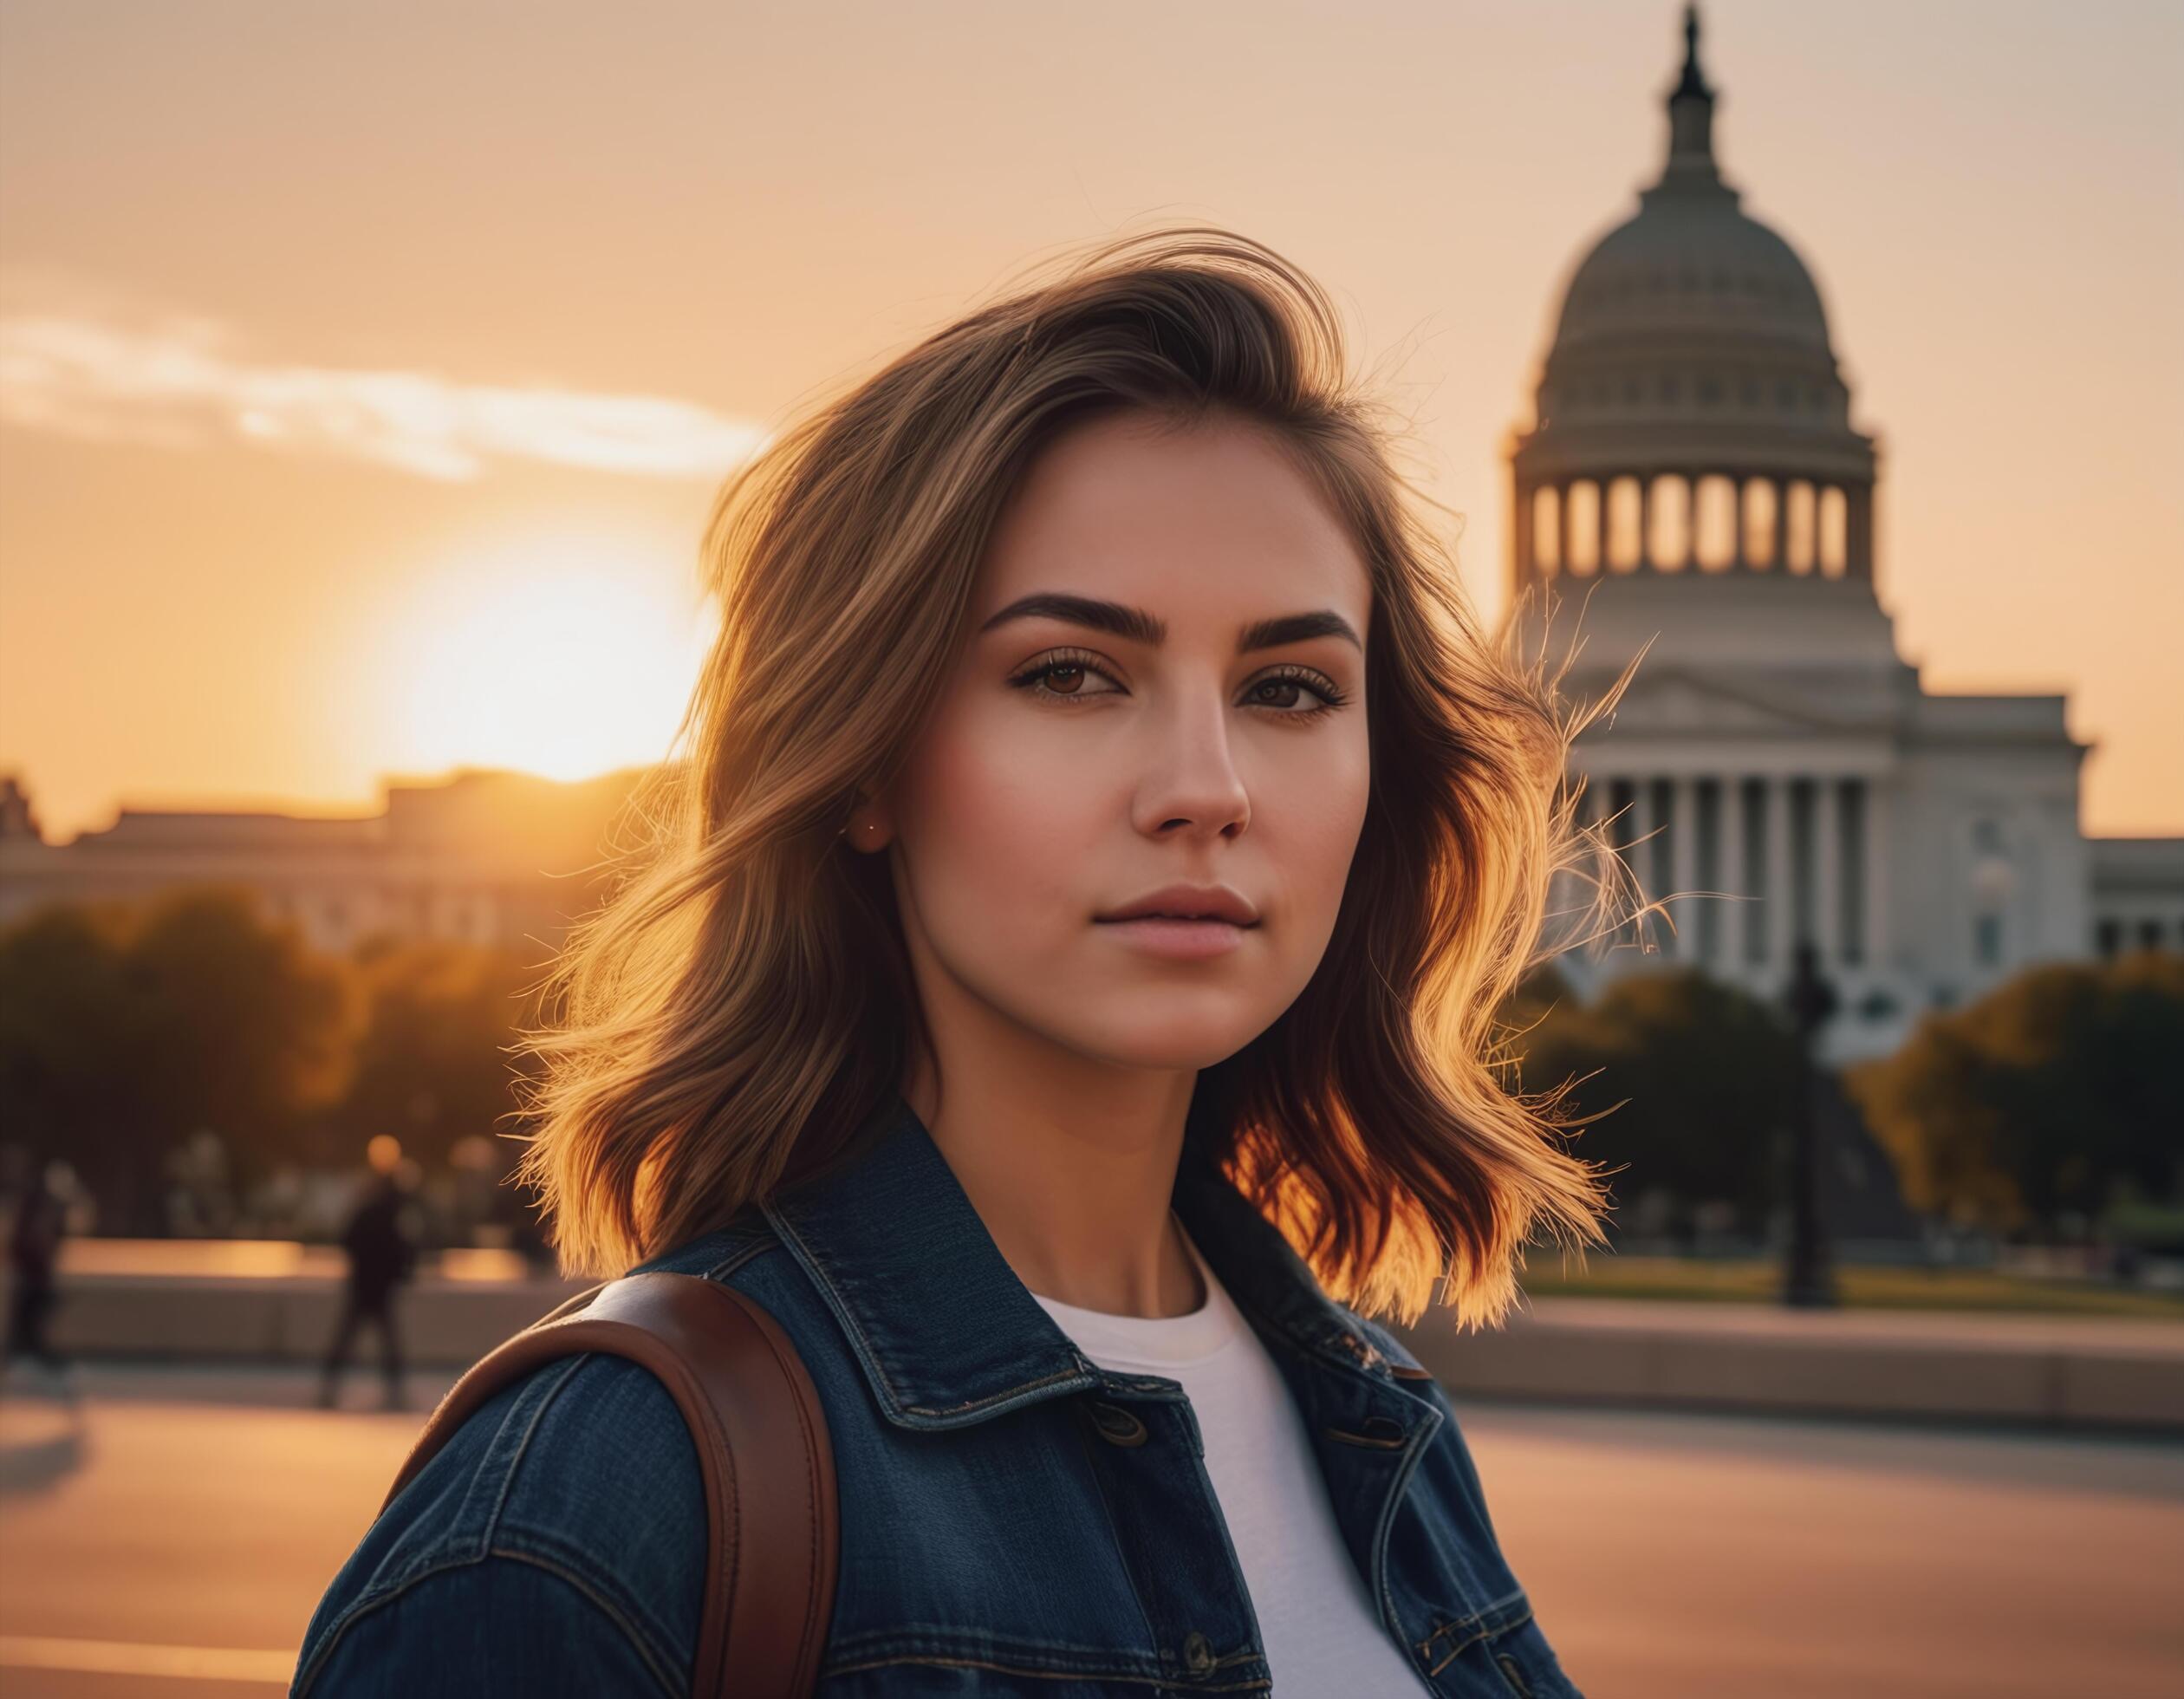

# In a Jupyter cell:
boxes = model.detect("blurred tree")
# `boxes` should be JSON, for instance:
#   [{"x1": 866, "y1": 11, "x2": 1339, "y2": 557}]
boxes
[
  {"x1": 1844, "y1": 949, "x2": 2184, "y2": 1236},
  {"x1": 1501, "y1": 964, "x2": 1804, "y2": 1240},
  {"x1": 0, "y1": 887, "x2": 356, "y2": 1234},
  {"x1": 1493, "y1": 959, "x2": 1579, "y2": 1044},
  {"x1": 0, "y1": 903, "x2": 139, "y2": 1230},
  {"x1": 327, "y1": 935, "x2": 549, "y2": 1171}
]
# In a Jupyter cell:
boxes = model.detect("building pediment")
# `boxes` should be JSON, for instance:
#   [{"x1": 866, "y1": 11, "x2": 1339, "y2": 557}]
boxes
[{"x1": 1581, "y1": 665, "x2": 1849, "y2": 739}]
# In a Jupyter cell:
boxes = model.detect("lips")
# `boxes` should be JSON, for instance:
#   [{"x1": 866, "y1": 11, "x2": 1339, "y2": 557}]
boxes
[{"x1": 1095, "y1": 884, "x2": 1260, "y2": 927}]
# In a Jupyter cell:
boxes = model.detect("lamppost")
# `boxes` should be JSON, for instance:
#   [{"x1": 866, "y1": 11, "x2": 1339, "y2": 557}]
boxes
[{"x1": 1783, "y1": 937, "x2": 1840, "y2": 1308}]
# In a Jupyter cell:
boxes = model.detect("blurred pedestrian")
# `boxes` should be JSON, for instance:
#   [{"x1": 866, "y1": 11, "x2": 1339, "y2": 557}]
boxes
[
  {"x1": 317, "y1": 1137, "x2": 419, "y2": 1411},
  {"x1": 2, "y1": 1151, "x2": 81, "y2": 1406}
]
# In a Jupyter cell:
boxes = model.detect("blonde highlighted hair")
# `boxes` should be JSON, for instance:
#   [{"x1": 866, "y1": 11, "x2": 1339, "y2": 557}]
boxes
[{"x1": 510, "y1": 225, "x2": 1638, "y2": 1328}]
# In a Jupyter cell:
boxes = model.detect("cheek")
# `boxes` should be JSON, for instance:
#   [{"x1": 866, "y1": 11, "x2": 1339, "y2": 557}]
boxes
[
  {"x1": 1272, "y1": 736, "x2": 1372, "y2": 921},
  {"x1": 894, "y1": 697, "x2": 1104, "y2": 935}
]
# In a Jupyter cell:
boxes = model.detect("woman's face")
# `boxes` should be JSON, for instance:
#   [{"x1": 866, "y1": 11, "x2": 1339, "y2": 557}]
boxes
[{"x1": 869, "y1": 407, "x2": 1374, "y2": 1075}]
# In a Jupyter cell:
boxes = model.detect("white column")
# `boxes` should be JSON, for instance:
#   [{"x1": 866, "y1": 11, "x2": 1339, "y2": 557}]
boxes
[
  {"x1": 1719, "y1": 773, "x2": 1747, "y2": 972},
  {"x1": 1671, "y1": 774, "x2": 1700, "y2": 959},
  {"x1": 1766, "y1": 774, "x2": 1796, "y2": 975},
  {"x1": 1514, "y1": 476, "x2": 1535, "y2": 589},
  {"x1": 1630, "y1": 775, "x2": 1658, "y2": 953},
  {"x1": 1814, "y1": 777, "x2": 1842, "y2": 966},
  {"x1": 1863, "y1": 778, "x2": 1889, "y2": 973}
]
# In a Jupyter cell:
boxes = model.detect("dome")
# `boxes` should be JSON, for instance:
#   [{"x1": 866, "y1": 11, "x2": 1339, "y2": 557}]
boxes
[
  {"x1": 1549, "y1": 8, "x2": 1832, "y2": 366},
  {"x1": 1504, "y1": 7, "x2": 1879, "y2": 600},
  {"x1": 1553, "y1": 190, "x2": 1833, "y2": 361},
  {"x1": 1522, "y1": 4, "x2": 1860, "y2": 440}
]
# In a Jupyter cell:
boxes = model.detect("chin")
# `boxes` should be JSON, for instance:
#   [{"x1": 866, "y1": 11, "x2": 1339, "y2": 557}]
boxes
[{"x1": 1063, "y1": 1006, "x2": 1271, "y2": 1071}]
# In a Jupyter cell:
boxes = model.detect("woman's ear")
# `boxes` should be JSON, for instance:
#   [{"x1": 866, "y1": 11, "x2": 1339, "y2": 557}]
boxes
[{"x1": 842, "y1": 792, "x2": 895, "y2": 852}]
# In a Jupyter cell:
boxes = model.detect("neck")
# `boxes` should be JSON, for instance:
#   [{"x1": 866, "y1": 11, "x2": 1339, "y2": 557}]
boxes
[{"x1": 901, "y1": 1045, "x2": 1208, "y2": 1320}]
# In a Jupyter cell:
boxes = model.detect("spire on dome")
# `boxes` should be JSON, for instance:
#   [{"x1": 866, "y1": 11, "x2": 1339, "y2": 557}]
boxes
[
  {"x1": 1674, "y1": 3, "x2": 1713, "y2": 102},
  {"x1": 1662, "y1": 3, "x2": 1721, "y2": 182}
]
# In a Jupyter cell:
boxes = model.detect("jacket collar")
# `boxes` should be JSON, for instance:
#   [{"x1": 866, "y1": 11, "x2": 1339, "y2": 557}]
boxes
[{"x1": 759, "y1": 1088, "x2": 1403, "y2": 1432}]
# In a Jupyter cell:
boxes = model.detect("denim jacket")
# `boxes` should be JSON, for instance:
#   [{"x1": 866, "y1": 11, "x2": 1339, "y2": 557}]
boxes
[{"x1": 291, "y1": 1090, "x2": 1583, "y2": 1697}]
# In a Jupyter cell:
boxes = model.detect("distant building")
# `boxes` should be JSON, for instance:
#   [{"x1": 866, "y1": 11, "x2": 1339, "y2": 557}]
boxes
[
  {"x1": 0, "y1": 765, "x2": 651, "y2": 958},
  {"x1": 1507, "y1": 8, "x2": 2184, "y2": 1060}
]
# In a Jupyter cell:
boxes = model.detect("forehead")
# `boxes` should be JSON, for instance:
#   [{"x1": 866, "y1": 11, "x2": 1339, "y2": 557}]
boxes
[{"x1": 973, "y1": 408, "x2": 1371, "y2": 623}]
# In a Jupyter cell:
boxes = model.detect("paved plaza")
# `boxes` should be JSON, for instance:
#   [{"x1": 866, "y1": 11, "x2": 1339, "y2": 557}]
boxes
[{"x1": 1, "y1": 1364, "x2": 2179, "y2": 1696}]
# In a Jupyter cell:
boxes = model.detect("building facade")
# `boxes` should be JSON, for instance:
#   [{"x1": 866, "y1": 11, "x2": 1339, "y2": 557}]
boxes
[
  {"x1": 0, "y1": 765, "x2": 647, "y2": 960},
  {"x1": 1507, "y1": 9, "x2": 2184, "y2": 1061}
]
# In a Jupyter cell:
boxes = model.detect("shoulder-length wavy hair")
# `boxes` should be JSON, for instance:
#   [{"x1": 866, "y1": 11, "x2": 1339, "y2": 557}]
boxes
[{"x1": 510, "y1": 225, "x2": 1641, "y2": 1329}]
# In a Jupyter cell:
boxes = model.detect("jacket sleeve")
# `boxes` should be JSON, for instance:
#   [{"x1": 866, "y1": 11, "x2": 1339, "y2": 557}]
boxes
[{"x1": 290, "y1": 1551, "x2": 688, "y2": 1698}]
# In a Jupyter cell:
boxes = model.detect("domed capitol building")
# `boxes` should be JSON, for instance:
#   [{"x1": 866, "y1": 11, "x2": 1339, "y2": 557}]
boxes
[{"x1": 1510, "y1": 9, "x2": 2184, "y2": 1062}]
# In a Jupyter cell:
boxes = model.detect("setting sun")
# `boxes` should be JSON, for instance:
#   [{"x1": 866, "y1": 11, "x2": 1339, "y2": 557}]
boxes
[{"x1": 374, "y1": 533, "x2": 714, "y2": 784}]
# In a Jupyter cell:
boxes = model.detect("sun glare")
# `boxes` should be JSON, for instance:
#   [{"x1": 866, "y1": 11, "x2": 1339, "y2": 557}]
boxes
[{"x1": 382, "y1": 534, "x2": 713, "y2": 782}]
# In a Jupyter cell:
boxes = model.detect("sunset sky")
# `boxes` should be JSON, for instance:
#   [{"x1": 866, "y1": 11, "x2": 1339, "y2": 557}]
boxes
[{"x1": 2, "y1": 0, "x2": 2178, "y2": 842}]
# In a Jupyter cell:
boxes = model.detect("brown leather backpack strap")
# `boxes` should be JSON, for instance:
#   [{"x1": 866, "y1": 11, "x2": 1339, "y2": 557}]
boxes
[{"x1": 382, "y1": 1272, "x2": 838, "y2": 1698}]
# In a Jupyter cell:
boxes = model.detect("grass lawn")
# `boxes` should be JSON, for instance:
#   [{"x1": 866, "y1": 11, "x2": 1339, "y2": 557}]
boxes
[{"x1": 1515, "y1": 1255, "x2": 2184, "y2": 1318}]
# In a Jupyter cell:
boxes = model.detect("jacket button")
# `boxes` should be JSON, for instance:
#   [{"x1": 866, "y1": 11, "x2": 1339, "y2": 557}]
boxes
[
  {"x1": 1182, "y1": 1631, "x2": 1214, "y2": 1676},
  {"x1": 1085, "y1": 1400, "x2": 1148, "y2": 1446}
]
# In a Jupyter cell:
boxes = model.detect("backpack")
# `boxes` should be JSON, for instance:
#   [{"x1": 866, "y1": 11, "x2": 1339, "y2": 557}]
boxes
[{"x1": 380, "y1": 1272, "x2": 840, "y2": 1696}]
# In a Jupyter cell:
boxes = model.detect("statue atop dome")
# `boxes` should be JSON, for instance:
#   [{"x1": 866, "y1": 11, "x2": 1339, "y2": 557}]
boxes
[{"x1": 1663, "y1": 3, "x2": 1722, "y2": 184}]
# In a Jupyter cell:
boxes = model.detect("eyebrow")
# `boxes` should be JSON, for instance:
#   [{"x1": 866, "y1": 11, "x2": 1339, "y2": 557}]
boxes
[{"x1": 978, "y1": 592, "x2": 1362, "y2": 655}]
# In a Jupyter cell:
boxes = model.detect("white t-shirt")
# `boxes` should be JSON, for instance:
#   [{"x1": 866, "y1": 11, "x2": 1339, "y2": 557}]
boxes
[{"x1": 1025, "y1": 1216, "x2": 1427, "y2": 1695}]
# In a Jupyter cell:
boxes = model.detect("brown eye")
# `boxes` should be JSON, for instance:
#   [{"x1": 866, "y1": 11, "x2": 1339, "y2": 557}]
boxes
[
  {"x1": 1250, "y1": 666, "x2": 1349, "y2": 717},
  {"x1": 1007, "y1": 649, "x2": 1124, "y2": 703}
]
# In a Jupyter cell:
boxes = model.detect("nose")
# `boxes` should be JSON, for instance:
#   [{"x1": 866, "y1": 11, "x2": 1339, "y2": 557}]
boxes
[{"x1": 1128, "y1": 680, "x2": 1252, "y2": 843}]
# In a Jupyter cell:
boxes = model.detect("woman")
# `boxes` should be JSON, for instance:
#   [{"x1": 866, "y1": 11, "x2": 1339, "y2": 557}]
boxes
[{"x1": 291, "y1": 226, "x2": 1630, "y2": 1698}]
